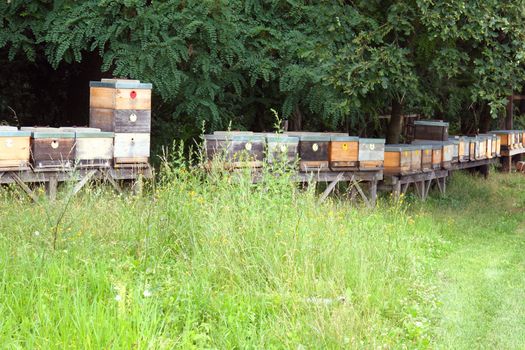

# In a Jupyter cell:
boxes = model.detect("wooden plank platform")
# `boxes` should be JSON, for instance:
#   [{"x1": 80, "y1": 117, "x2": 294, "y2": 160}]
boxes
[
  {"x1": 449, "y1": 158, "x2": 498, "y2": 170},
  {"x1": 252, "y1": 169, "x2": 383, "y2": 207},
  {"x1": 0, "y1": 165, "x2": 153, "y2": 201},
  {"x1": 380, "y1": 169, "x2": 448, "y2": 201},
  {"x1": 500, "y1": 147, "x2": 525, "y2": 157}
]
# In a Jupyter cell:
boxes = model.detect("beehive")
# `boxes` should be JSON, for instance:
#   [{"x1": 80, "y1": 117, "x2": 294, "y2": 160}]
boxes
[
  {"x1": 358, "y1": 138, "x2": 385, "y2": 170},
  {"x1": 265, "y1": 134, "x2": 299, "y2": 165},
  {"x1": 22, "y1": 127, "x2": 75, "y2": 169},
  {"x1": 517, "y1": 130, "x2": 524, "y2": 148},
  {"x1": 478, "y1": 134, "x2": 495, "y2": 159},
  {"x1": 0, "y1": 127, "x2": 31, "y2": 168},
  {"x1": 60, "y1": 127, "x2": 114, "y2": 167},
  {"x1": 448, "y1": 137, "x2": 460, "y2": 162},
  {"x1": 457, "y1": 136, "x2": 470, "y2": 162},
  {"x1": 329, "y1": 136, "x2": 359, "y2": 171},
  {"x1": 90, "y1": 79, "x2": 151, "y2": 165},
  {"x1": 495, "y1": 135, "x2": 501, "y2": 156},
  {"x1": 466, "y1": 136, "x2": 485, "y2": 161},
  {"x1": 89, "y1": 79, "x2": 152, "y2": 132},
  {"x1": 384, "y1": 145, "x2": 411, "y2": 175},
  {"x1": 414, "y1": 120, "x2": 449, "y2": 141},
  {"x1": 420, "y1": 144, "x2": 433, "y2": 172},
  {"x1": 297, "y1": 134, "x2": 331, "y2": 172},
  {"x1": 413, "y1": 141, "x2": 453, "y2": 169},
  {"x1": 491, "y1": 131, "x2": 514, "y2": 150},
  {"x1": 204, "y1": 133, "x2": 265, "y2": 168}
]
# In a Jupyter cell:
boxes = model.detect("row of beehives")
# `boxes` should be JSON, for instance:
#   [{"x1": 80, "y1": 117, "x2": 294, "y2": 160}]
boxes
[
  {"x1": 0, "y1": 126, "x2": 149, "y2": 170},
  {"x1": 204, "y1": 130, "x2": 523, "y2": 175}
]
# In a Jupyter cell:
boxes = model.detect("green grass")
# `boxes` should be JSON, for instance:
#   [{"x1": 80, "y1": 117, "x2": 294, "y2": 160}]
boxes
[{"x1": 0, "y1": 161, "x2": 524, "y2": 349}]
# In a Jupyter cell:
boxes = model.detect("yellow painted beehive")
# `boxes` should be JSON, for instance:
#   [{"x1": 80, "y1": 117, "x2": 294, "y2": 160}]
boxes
[{"x1": 0, "y1": 127, "x2": 31, "y2": 168}]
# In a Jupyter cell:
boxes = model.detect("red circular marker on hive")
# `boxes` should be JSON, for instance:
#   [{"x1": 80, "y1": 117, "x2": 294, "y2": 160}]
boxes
[{"x1": 130, "y1": 90, "x2": 137, "y2": 99}]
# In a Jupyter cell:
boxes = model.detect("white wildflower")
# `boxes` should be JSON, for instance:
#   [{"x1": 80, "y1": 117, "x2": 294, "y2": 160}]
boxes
[
  {"x1": 115, "y1": 294, "x2": 122, "y2": 302},
  {"x1": 143, "y1": 289, "x2": 152, "y2": 298},
  {"x1": 34, "y1": 231, "x2": 40, "y2": 236}
]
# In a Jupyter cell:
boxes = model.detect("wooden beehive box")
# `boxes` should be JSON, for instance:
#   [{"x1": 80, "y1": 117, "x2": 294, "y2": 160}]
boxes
[
  {"x1": 517, "y1": 130, "x2": 524, "y2": 148},
  {"x1": 495, "y1": 135, "x2": 501, "y2": 156},
  {"x1": 265, "y1": 134, "x2": 299, "y2": 165},
  {"x1": 430, "y1": 144, "x2": 442, "y2": 169},
  {"x1": 0, "y1": 127, "x2": 31, "y2": 169},
  {"x1": 358, "y1": 138, "x2": 385, "y2": 171},
  {"x1": 466, "y1": 137, "x2": 485, "y2": 161},
  {"x1": 419, "y1": 144, "x2": 433, "y2": 172},
  {"x1": 329, "y1": 135, "x2": 359, "y2": 171},
  {"x1": 60, "y1": 127, "x2": 114, "y2": 167},
  {"x1": 297, "y1": 134, "x2": 331, "y2": 172},
  {"x1": 448, "y1": 137, "x2": 460, "y2": 163},
  {"x1": 113, "y1": 133, "x2": 150, "y2": 165},
  {"x1": 456, "y1": 136, "x2": 470, "y2": 162},
  {"x1": 414, "y1": 120, "x2": 449, "y2": 141},
  {"x1": 384, "y1": 144, "x2": 412, "y2": 175},
  {"x1": 478, "y1": 134, "x2": 494, "y2": 159},
  {"x1": 89, "y1": 79, "x2": 152, "y2": 132},
  {"x1": 22, "y1": 127, "x2": 75, "y2": 169},
  {"x1": 491, "y1": 131, "x2": 514, "y2": 150},
  {"x1": 204, "y1": 133, "x2": 265, "y2": 168},
  {"x1": 414, "y1": 141, "x2": 453, "y2": 169},
  {"x1": 478, "y1": 136, "x2": 488, "y2": 159}
]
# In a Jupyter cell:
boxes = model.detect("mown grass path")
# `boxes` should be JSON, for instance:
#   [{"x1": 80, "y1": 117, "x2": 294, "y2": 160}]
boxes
[{"x1": 427, "y1": 172, "x2": 525, "y2": 349}]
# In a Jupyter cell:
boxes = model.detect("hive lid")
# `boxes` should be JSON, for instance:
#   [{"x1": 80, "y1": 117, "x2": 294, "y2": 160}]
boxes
[
  {"x1": 203, "y1": 134, "x2": 265, "y2": 142},
  {"x1": 359, "y1": 138, "x2": 386, "y2": 144},
  {"x1": 31, "y1": 131, "x2": 75, "y2": 139},
  {"x1": 418, "y1": 144, "x2": 433, "y2": 150},
  {"x1": 490, "y1": 130, "x2": 515, "y2": 134},
  {"x1": 414, "y1": 120, "x2": 449, "y2": 127},
  {"x1": 76, "y1": 131, "x2": 114, "y2": 138},
  {"x1": 0, "y1": 130, "x2": 31, "y2": 137},
  {"x1": 413, "y1": 140, "x2": 453, "y2": 146},
  {"x1": 330, "y1": 135, "x2": 359, "y2": 141},
  {"x1": 0, "y1": 126, "x2": 17, "y2": 131},
  {"x1": 447, "y1": 137, "x2": 460, "y2": 144},
  {"x1": 59, "y1": 127, "x2": 101, "y2": 133},
  {"x1": 21, "y1": 127, "x2": 60, "y2": 132},
  {"x1": 266, "y1": 135, "x2": 299, "y2": 143},
  {"x1": 298, "y1": 134, "x2": 331, "y2": 141},
  {"x1": 385, "y1": 144, "x2": 419, "y2": 152},
  {"x1": 89, "y1": 79, "x2": 152, "y2": 89}
]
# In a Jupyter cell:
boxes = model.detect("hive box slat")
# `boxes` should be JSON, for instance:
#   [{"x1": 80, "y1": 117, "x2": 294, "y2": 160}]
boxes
[
  {"x1": 90, "y1": 109, "x2": 151, "y2": 133},
  {"x1": 329, "y1": 136, "x2": 359, "y2": 171},
  {"x1": 114, "y1": 133, "x2": 150, "y2": 164},
  {"x1": 420, "y1": 144, "x2": 433, "y2": 172},
  {"x1": 384, "y1": 144, "x2": 419, "y2": 175},
  {"x1": 0, "y1": 129, "x2": 31, "y2": 168},
  {"x1": 89, "y1": 79, "x2": 152, "y2": 110},
  {"x1": 414, "y1": 120, "x2": 449, "y2": 141},
  {"x1": 358, "y1": 138, "x2": 385, "y2": 170},
  {"x1": 491, "y1": 130, "x2": 514, "y2": 151}
]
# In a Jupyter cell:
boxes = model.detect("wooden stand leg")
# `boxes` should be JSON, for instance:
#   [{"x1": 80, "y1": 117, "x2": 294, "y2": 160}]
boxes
[
  {"x1": 10, "y1": 173, "x2": 39, "y2": 202},
  {"x1": 133, "y1": 174, "x2": 144, "y2": 196},
  {"x1": 69, "y1": 170, "x2": 97, "y2": 198},
  {"x1": 369, "y1": 178, "x2": 377, "y2": 207},
  {"x1": 501, "y1": 156, "x2": 512, "y2": 173},
  {"x1": 46, "y1": 176, "x2": 58, "y2": 201},
  {"x1": 393, "y1": 181, "x2": 401, "y2": 201},
  {"x1": 479, "y1": 164, "x2": 489, "y2": 179},
  {"x1": 319, "y1": 173, "x2": 344, "y2": 203}
]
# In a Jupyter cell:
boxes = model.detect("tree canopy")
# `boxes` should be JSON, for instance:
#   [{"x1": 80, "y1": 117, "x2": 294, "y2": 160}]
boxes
[{"x1": 2, "y1": 0, "x2": 525, "y2": 145}]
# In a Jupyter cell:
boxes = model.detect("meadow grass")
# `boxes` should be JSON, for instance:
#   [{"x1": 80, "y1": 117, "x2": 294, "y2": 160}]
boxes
[{"x1": 0, "y1": 159, "x2": 523, "y2": 349}]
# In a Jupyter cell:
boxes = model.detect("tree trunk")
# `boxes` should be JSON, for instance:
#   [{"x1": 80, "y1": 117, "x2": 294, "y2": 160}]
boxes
[
  {"x1": 506, "y1": 95, "x2": 514, "y2": 130},
  {"x1": 386, "y1": 99, "x2": 403, "y2": 144},
  {"x1": 290, "y1": 104, "x2": 303, "y2": 131},
  {"x1": 478, "y1": 103, "x2": 491, "y2": 133}
]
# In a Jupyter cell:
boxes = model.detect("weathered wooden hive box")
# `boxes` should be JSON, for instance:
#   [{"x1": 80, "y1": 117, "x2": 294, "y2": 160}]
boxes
[
  {"x1": 491, "y1": 131, "x2": 514, "y2": 151},
  {"x1": 384, "y1": 144, "x2": 420, "y2": 175},
  {"x1": 495, "y1": 135, "x2": 501, "y2": 156},
  {"x1": 414, "y1": 141, "x2": 453, "y2": 169},
  {"x1": 265, "y1": 134, "x2": 299, "y2": 165},
  {"x1": 358, "y1": 138, "x2": 385, "y2": 171},
  {"x1": 456, "y1": 136, "x2": 470, "y2": 162},
  {"x1": 296, "y1": 134, "x2": 331, "y2": 172},
  {"x1": 90, "y1": 79, "x2": 151, "y2": 165},
  {"x1": 517, "y1": 130, "x2": 524, "y2": 148},
  {"x1": 420, "y1": 144, "x2": 433, "y2": 172},
  {"x1": 478, "y1": 134, "x2": 495, "y2": 159},
  {"x1": 384, "y1": 144, "x2": 411, "y2": 175},
  {"x1": 60, "y1": 127, "x2": 114, "y2": 167},
  {"x1": 448, "y1": 137, "x2": 460, "y2": 163},
  {"x1": 329, "y1": 135, "x2": 359, "y2": 171},
  {"x1": 204, "y1": 133, "x2": 265, "y2": 168},
  {"x1": 89, "y1": 79, "x2": 152, "y2": 132},
  {"x1": 467, "y1": 136, "x2": 486, "y2": 160},
  {"x1": 22, "y1": 127, "x2": 75, "y2": 169},
  {"x1": 0, "y1": 127, "x2": 31, "y2": 168},
  {"x1": 414, "y1": 120, "x2": 449, "y2": 141}
]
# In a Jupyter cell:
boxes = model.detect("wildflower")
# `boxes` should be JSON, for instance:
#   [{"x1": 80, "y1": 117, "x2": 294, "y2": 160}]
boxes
[
  {"x1": 34, "y1": 231, "x2": 40, "y2": 237},
  {"x1": 115, "y1": 294, "x2": 122, "y2": 301},
  {"x1": 143, "y1": 289, "x2": 152, "y2": 298}
]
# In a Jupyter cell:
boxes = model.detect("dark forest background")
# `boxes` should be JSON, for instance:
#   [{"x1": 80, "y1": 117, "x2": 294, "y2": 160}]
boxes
[{"x1": 2, "y1": 1, "x2": 525, "y2": 156}]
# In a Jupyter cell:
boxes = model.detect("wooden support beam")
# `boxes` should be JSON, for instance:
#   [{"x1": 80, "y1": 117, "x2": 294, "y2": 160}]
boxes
[
  {"x1": 392, "y1": 181, "x2": 401, "y2": 201},
  {"x1": 102, "y1": 170, "x2": 123, "y2": 194},
  {"x1": 319, "y1": 172, "x2": 345, "y2": 203},
  {"x1": 351, "y1": 178, "x2": 371, "y2": 208},
  {"x1": 369, "y1": 178, "x2": 378, "y2": 207},
  {"x1": 46, "y1": 175, "x2": 58, "y2": 201},
  {"x1": 69, "y1": 170, "x2": 98, "y2": 197},
  {"x1": 9, "y1": 173, "x2": 39, "y2": 202}
]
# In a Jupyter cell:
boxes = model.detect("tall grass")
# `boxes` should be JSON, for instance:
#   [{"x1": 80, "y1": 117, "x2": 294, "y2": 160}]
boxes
[{"x1": 0, "y1": 147, "x2": 444, "y2": 349}]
